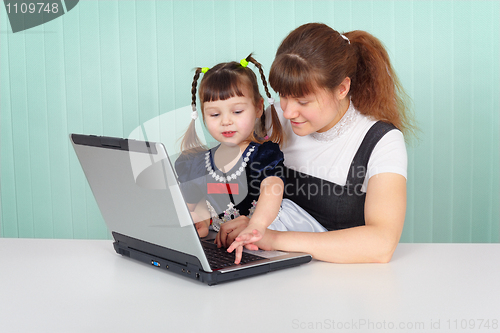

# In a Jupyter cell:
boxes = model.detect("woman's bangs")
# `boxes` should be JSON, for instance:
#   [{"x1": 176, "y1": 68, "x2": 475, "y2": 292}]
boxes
[
  {"x1": 269, "y1": 55, "x2": 317, "y2": 98},
  {"x1": 201, "y1": 72, "x2": 245, "y2": 103}
]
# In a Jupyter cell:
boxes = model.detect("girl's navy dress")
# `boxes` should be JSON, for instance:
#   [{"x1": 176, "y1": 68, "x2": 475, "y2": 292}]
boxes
[{"x1": 174, "y1": 141, "x2": 285, "y2": 231}]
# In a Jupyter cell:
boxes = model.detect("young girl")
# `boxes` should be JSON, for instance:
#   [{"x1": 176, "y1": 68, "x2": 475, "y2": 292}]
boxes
[{"x1": 175, "y1": 54, "x2": 326, "y2": 263}]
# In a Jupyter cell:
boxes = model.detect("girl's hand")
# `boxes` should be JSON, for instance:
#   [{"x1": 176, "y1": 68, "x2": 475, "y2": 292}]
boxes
[
  {"x1": 215, "y1": 215, "x2": 251, "y2": 248},
  {"x1": 234, "y1": 229, "x2": 278, "y2": 264},
  {"x1": 195, "y1": 221, "x2": 209, "y2": 238},
  {"x1": 230, "y1": 228, "x2": 264, "y2": 249},
  {"x1": 190, "y1": 211, "x2": 209, "y2": 238},
  {"x1": 215, "y1": 216, "x2": 279, "y2": 264},
  {"x1": 227, "y1": 226, "x2": 265, "y2": 264}
]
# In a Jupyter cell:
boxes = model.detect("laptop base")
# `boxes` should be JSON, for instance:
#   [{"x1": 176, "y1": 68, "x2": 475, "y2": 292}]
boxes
[{"x1": 113, "y1": 232, "x2": 310, "y2": 285}]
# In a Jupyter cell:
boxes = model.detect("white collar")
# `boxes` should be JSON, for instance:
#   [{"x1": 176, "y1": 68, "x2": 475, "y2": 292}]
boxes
[{"x1": 310, "y1": 100, "x2": 358, "y2": 142}]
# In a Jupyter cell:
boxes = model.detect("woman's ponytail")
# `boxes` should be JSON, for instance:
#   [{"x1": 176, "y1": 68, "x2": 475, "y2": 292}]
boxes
[
  {"x1": 346, "y1": 30, "x2": 414, "y2": 136},
  {"x1": 270, "y1": 23, "x2": 415, "y2": 139}
]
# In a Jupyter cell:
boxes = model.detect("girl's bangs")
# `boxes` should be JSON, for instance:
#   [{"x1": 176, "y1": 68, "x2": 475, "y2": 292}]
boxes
[
  {"x1": 269, "y1": 54, "x2": 318, "y2": 98},
  {"x1": 201, "y1": 71, "x2": 246, "y2": 103}
]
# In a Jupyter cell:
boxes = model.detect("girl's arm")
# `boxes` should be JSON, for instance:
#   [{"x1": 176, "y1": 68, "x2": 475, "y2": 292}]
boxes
[
  {"x1": 263, "y1": 172, "x2": 406, "y2": 263},
  {"x1": 187, "y1": 199, "x2": 211, "y2": 238},
  {"x1": 226, "y1": 176, "x2": 284, "y2": 263}
]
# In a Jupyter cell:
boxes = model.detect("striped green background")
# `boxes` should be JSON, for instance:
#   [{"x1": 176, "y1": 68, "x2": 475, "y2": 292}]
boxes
[{"x1": 1, "y1": 0, "x2": 499, "y2": 242}]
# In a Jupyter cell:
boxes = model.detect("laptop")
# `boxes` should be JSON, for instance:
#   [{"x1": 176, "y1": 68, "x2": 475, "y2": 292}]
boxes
[{"x1": 70, "y1": 134, "x2": 312, "y2": 285}]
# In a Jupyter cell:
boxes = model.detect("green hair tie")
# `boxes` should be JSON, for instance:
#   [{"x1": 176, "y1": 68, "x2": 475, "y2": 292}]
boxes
[
  {"x1": 240, "y1": 59, "x2": 249, "y2": 68},
  {"x1": 201, "y1": 67, "x2": 210, "y2": 73}
]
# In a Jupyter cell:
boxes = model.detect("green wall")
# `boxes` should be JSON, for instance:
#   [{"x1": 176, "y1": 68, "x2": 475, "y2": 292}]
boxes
[{"x1": 1, "y1": 0, "x2": 499, "y2": 242}]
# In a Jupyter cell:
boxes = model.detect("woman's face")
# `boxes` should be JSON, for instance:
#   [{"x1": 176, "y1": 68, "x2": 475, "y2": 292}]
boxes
[{"x1": 279, "y1": 79, "x2": 351, "y2": 136}]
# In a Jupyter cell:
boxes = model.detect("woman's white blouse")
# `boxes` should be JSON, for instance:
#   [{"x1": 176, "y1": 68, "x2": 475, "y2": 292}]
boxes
[{"x1": 269, "y1": 102, "x2": 407, "y2": 192}]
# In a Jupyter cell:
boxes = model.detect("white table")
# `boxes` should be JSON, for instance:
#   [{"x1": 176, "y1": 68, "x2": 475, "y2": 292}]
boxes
[{"x1": 1, "y1": 239, "x2": 499, "y2": 333}]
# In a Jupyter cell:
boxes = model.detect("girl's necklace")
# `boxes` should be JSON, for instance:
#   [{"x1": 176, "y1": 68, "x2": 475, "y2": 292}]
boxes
[{"x1": 205, "y1": 144, "x2": 256, "y2": 182}]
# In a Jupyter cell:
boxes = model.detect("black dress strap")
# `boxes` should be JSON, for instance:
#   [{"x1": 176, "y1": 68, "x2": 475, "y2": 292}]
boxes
[
  {"x1": 347, "y1": 121, "x2": 398, "y2": 186},
  {"x1": 283, "y1": 120, "x2": 400, "y2": 231}
]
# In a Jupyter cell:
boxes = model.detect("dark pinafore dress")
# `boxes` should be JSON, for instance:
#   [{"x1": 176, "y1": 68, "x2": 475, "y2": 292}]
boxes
[{"x1": 283, "y1": 121, "x2": 398, "y2": 231}]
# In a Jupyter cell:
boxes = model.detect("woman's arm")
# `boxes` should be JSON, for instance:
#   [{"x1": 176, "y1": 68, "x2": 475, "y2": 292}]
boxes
[{"x1": 266, "y1": 173, "x2": 406, "y2": 263}]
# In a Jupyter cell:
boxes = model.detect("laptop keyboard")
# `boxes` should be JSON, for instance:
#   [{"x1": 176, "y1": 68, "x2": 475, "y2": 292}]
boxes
[{"x1": 202, "y1": 243, "x2": 265, "y2": 270}]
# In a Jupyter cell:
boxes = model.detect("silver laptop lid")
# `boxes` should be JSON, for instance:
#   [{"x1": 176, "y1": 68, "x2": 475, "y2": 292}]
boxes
[{"x1": 70, "y1": 135, "x2": 212, "y2": 272}]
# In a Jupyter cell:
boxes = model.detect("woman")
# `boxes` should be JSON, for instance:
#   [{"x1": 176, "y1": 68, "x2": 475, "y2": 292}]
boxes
[{"x1": 218, "y1": 23, "x2": 414, "y2": 263}]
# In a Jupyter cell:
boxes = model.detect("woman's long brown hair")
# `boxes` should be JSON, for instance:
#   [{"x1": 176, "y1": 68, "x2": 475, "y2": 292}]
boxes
[{"x1": 269, "y1": 23, "x2": 415, "y2": 137}]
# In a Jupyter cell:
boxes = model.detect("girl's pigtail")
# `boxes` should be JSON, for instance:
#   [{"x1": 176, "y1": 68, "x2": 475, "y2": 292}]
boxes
[
  {"x1": 179, "y1": 67, "x2": 207, "y2": 154},
  {"x1": 246, "y1": 54, "x2": 285, "y2": 146}
]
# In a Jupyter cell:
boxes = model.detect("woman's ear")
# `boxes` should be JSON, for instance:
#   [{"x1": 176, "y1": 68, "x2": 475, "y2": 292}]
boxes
[{"x1": 337, "y1": 77, "x2": 351, "y2": 99}]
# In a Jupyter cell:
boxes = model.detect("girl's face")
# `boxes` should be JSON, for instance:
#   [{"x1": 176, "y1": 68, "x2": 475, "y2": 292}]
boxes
[
  {"x1": 280, "y1": 78, "x2": 350, "y2": 136},
  {"x1": 203, "y1": 87, "x2": 263, "y2": 150}
]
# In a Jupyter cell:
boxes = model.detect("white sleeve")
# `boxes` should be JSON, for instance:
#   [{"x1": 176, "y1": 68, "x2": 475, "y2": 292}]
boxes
[{"x1": 362, "y1": 129, "x2": 407, "y2": 191}]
